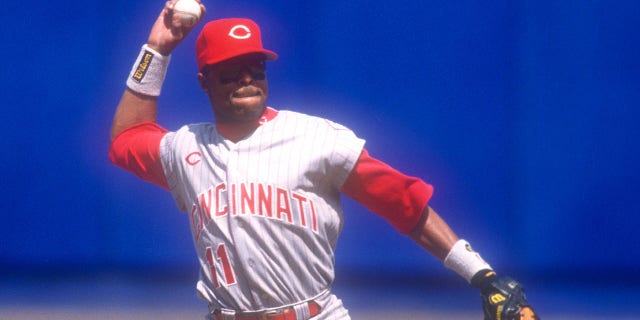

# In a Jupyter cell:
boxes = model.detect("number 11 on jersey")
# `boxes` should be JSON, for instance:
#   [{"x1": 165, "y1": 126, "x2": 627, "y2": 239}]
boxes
[{"x1": 206, "y1": 244, "x2": 237, "y2": 288}]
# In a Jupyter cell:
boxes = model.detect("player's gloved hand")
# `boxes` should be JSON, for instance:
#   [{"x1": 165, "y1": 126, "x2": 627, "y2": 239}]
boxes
[{"x1": 471, "y1": 270, "x2": 540, "y2": 320}]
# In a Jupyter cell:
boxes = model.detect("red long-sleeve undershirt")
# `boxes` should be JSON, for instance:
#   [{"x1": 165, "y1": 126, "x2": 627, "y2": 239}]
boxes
[{"x1": 109, "y1": 122, "x2": 432, "y2": 234}]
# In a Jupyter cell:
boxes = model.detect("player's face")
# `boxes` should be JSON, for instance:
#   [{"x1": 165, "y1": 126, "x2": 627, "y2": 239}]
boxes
[{"x1": 199, "y1": 53, "x2": 269, "y2": 123}]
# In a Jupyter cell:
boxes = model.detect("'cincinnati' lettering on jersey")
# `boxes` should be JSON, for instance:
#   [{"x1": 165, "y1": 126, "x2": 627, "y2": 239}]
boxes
[{"x1": 190, "y1": 182, "x2": 318, "y2": 240}]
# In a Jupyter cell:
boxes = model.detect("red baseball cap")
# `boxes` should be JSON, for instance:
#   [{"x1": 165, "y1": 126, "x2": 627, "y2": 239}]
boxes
[{"x1": 196, "y1": 18, "x2": 278, "y2": 71}]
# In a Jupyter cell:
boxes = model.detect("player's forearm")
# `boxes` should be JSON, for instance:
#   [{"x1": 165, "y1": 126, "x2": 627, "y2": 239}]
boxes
[
  {"x1": 111, "y1": 41, "x2": 172, "y2": 142},
  {"x1": 409, "y1": 206, "x2": 459, "y2": 261},
  {"x1": 110, "y1": 89, "x2": 159, "y2": 141}
]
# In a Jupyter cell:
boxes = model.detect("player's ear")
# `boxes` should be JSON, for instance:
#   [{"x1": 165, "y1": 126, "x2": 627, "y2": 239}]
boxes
[{"x1": 198, "y1": 72, "x2": 209, "y2": 93}]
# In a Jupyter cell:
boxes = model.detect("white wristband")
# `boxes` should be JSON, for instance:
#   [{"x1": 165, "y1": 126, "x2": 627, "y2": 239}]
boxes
[
  {"x1": 126, "y1": 44, "x2": 171, "y2": 97},
  {"x1": 444, "y1": 239, "x2": 492, "y2": 283}
]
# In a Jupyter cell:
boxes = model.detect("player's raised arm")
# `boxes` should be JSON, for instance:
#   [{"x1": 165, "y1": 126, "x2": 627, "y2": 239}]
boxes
[{"x1": 110, "y1": 0, "x2": 206, "y2": 141}]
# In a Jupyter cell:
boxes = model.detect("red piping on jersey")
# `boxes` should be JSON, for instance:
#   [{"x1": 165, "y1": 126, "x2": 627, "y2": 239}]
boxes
[{"x1": 216, "y1": 107, "x2": 278, "y2": 142}]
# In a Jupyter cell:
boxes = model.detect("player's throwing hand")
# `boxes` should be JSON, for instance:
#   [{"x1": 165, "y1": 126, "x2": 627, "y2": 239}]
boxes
[{"x1": 148, "y1": 0, "x2": 207, "y2": 55}]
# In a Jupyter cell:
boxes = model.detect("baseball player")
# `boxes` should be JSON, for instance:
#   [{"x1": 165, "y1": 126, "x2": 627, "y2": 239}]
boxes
[{"x1": 109, "y1": 1, "x2": 539, "y2": 319}]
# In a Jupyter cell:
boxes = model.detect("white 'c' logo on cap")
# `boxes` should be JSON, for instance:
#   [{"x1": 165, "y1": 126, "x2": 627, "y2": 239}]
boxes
[{"x1": 229, "y1": 25, "x2": 251, "y2": 39}]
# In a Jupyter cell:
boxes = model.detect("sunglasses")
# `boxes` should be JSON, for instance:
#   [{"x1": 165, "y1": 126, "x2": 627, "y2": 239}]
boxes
[{"x1": 205, "y1": 60, "x2": 267, "y2": 85}]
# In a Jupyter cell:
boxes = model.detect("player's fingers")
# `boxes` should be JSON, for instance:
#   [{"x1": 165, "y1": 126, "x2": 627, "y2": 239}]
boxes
[
  {"x1": 519, "y1": 307, "x2": 538, "y2": 320},
  {"x1": 156, "y1": 1, "x2": 173, "y2": 29},
  {"x1": 192, "y1": 0, "x2": 207, "y2": 16},
  {"x1": 167, "y1": 1, "x2": 179, "y2": 25},
  {"x1": 199, "y1": 3, "x2": 207, "y2": 17},
  {"x1": 147, "y1": 1, "x2": 185, "y2": 54},
  {"x1": 149, "y1": 0, "x2": 202, "y2": 53}
]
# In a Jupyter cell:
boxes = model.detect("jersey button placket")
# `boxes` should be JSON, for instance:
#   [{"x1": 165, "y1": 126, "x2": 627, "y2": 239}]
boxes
[
  {"x1": 226, "y1": 146, "x2": 239, "y2": 219},
  {"x1": 247, "y1": 256, "x2": 265, "y2": 309},
  {"x1": 227, "y1": 146, "x2": 263, "y2": 309}
]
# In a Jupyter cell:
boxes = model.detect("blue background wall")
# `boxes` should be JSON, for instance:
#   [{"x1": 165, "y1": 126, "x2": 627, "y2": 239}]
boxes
[{"x1": 1, "y1": 0, "x2": 639, "y2": 284}]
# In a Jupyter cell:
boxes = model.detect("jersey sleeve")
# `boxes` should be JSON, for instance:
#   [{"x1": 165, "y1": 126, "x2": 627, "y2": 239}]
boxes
[
  {"x1": 109, "y1": 122, "x2": 170, "y2": 190},
  {"x1": 324, "y1": 120, "x2": 367, "y2": 190},
  {"x1": 341, "y1": 149, "x2": 434, "y2": 234}
]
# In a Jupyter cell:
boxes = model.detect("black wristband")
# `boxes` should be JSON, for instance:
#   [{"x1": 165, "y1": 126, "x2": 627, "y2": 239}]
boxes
[{"x1": 470, "y1": 269, "x2": 496, "y2": 288}]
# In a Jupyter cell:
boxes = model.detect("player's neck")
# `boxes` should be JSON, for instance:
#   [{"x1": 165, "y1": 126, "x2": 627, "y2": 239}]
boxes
[{"x1": 216, "y1": 107, "x2": 278, "y2": 142}]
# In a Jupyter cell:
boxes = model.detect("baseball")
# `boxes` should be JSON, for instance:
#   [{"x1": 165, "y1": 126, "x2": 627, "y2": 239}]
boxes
[{"x1": 174, "y1": 0, "x2": 202, "y2": 27}]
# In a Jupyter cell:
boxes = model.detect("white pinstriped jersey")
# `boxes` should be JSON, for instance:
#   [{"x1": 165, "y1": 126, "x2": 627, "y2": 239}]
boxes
[{"x1": 159, "y1": 109, "x2": 365, "y2": 312}]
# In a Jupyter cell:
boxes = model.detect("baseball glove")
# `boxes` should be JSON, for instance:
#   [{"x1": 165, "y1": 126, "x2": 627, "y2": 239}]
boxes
[{"x1": 473, "y1": 271, "x2": 540, "y2": 320}]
